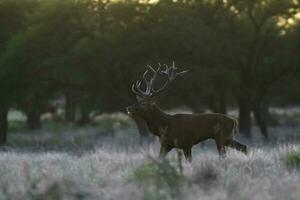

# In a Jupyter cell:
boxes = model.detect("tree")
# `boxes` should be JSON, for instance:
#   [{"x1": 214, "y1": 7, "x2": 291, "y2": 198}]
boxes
[
  {"x1": 0, "y1": 0, "x2": 38, "y2": 143},
  {"x1": 221, "y1": 0, "x2": 300, "y2": 138}
]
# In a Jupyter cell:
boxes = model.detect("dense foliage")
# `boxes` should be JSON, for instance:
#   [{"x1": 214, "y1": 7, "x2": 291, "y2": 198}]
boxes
[{"x1": 0, "y1": 0, "x2": 300, "y2": 143}]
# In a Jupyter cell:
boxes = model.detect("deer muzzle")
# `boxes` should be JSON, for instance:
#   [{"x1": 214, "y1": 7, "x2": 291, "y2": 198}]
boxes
[{"x1": 126, "y1": 106, "x2": 134, "y2": 115}]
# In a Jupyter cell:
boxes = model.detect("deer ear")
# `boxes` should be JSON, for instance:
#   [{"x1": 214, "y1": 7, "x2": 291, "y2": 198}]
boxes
[{"x1": 135, "y1": 95, "x2": 144, "y2": 103}]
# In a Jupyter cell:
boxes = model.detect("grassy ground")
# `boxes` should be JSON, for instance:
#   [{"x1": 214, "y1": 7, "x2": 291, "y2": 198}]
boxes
[{"x1": 1, "y1": 112, "x2": 300, "y2": 200}]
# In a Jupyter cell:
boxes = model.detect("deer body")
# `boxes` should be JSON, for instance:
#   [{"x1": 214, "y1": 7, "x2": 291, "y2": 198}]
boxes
[
  {"x1": 128, "y1": 103, "x2": 247, "y2": 161},
  {"x1": 127, "y1": 62, "x2": 247, "y2": 161},
  {"x1": 167, "y1": 113, "x2": 235, "y2": 147}
]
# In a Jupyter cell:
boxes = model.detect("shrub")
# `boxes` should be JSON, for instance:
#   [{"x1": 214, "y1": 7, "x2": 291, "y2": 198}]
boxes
[
  {"x1": 282, "y1": 151, "x2": 300, "y2": 169},
  {"x1": 126, "y1": 158, "x2": 182, "y2": 200},
  {"x1": 27, "y1": 179, "x2": 96, "y2": 200},
  {"x1": 190, "y1": 163, "x2": 220, "y2": 189}
]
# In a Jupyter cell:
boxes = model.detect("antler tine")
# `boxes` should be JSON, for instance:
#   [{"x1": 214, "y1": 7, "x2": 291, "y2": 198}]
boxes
[
  {"x1": 131, "y1": 62, "x2": 188, "y2": 100},
  {"x1": 131, "y1": 80, "x2": 144, "y2": 97},
  {"x1": 171, "y1": 60, "x2": 178, "y2": 70},
  {"x1": 145, "y1": 65, "x2": 161, "y2": 94},
  {"x1": 161, "y1": 62, "x2": 188, "y2": 81},
  {"x1": 131, "y1": 83, "x2": 140, "y2": 95},
  {"x1": 135, "y1": 80, "x2": 150, "y2": 96},
  {"x1": 132, "y1": 81, "x2": 147, "y2": 99},
  {"x1": 160, "y1": 64, "x2": 173, "y2": 81},
  {"x1": 151, "y1": 79, "x2": 168, "y2": 93},
  {"x1": 133, "y1": 65, "x2": 160, "y2": 98},
  {"x1": 142, "y1": 69, "x2": 153, "y2": 96},
  {"x1": 151, "y1": 61, "x2": 188, "y2": 95},
  {"x1": 147, "y1": 64, "x2": 156, "y2": 73},
  {"x1": 148, "y1": 64, "x2": 168, "y2": 94},
  {"x1": 176, "y1": 70, "x2": 189, "y2": 77}
]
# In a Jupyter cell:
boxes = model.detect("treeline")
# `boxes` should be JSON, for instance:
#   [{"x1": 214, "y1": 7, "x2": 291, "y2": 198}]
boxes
[{"x1": 0, "y1": 0, "x2": 300, "y2": 144}]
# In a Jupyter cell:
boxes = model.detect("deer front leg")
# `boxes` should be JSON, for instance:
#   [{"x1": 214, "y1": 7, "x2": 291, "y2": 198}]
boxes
[
  {"x1": 158, "y1": 131, "x2": 172, "y2": 159},
  {"x1": 183, "y1": 147, "x2": 192, "y2": 162},
  {"x1": 158, "y1": 145, "x2": 171, "y2": 159}
]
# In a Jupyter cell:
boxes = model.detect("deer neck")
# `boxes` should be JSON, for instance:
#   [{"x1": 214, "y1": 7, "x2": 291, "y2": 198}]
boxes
[{"x1": 144, "y1": 106, "x2": 169, "y2": 137}]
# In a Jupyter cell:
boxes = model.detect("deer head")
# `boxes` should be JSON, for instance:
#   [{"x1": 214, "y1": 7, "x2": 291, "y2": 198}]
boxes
[{"x1": 126, "y1": 61, "x2": 188, "y2": 118}]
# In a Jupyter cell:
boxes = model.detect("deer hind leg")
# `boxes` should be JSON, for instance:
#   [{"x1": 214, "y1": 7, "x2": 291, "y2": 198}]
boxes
[
  {"x1": 215, "y1": 138, "x2": 226, "y2": 157},
  {"x1": 183, "y1": 147, "x2": 192, "y2": 162},
  {"x1": 226, "y1": 139, "x2": 248, "y2": 155}
]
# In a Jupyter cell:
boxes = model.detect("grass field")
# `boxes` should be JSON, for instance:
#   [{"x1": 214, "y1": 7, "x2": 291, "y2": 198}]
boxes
[{"x1": 1, "y1": 111, "x2": 300, "y2": 200}]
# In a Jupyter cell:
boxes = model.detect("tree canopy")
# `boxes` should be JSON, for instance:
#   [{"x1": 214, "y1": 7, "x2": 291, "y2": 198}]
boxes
[{"x1": 0, "y1": 0, "x2": 300, "y2": 143}]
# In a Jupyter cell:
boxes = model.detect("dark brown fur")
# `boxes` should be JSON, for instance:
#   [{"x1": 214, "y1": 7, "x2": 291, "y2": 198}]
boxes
[
  {"x1": 128, "y1": 63, "x2": 247, "y2": 161},
  {"x1": 127, "y1": 102, "x2": 247, "y2": 161}
]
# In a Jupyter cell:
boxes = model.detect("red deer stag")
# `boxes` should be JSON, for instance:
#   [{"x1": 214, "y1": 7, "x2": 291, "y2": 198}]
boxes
[{"x1": 126, "y1": 62, "x2": 247, "y2": 161}]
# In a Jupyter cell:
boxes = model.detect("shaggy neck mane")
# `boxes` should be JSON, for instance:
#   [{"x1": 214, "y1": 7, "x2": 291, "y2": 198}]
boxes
[{"x1": 143, "y1": 105, "x2": 169, "y2": 137}]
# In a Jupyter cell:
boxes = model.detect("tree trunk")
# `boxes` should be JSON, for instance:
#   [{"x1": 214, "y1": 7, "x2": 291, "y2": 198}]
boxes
[
  {"x1": 0, "y1": 105, "x2": 9, "y2": 145},
  {"x1": 218, "y1": 91, "x2": 227, "y2": 114},
  {"x1": 78, "y1": 105, "x2": 91, "y2": 126},
  {"x1": 77, "y1": 95, "x2": 93, "y2": 126},
  {"x1": 78, "y1": 112, "x2": 90, "y2": 126},
  {"x1": 26, "y1": 111, "x2": 41, "y2": 130},
  {"x1": 208, "y1": 92, "x2": 227, "y2": 114},
  {"x1": 65, "y1": 91, "x2": 76, "y2": 122},
  {"x1": 253, "y1": 97, "x2": 270, "y2": 139},
  {"x1": 238, "y1": 99, "x2": 252, "y2": 138}
]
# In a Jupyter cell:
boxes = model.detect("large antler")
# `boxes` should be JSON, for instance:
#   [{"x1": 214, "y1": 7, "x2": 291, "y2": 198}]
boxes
[
  {"x1": 160, "y1": 61, "x2": 188, "y2": 81},
  {"x1": 132, "y1": 61, "x2": 188, "y2": 101},
  {"x1": 131, "y1": 65, "x2": 161, "y2": 98}
]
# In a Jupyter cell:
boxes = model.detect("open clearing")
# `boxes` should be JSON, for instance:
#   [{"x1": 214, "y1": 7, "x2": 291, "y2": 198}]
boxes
[{"x1": 2, "y1": 112, "x2": 300, "y2": 200}]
